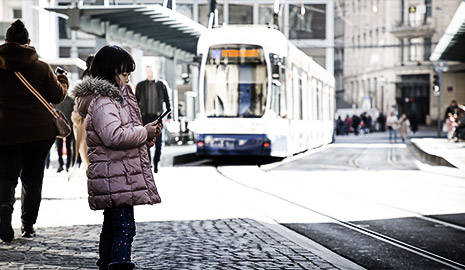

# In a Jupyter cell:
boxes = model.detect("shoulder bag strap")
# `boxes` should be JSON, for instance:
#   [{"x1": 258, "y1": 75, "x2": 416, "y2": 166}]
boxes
[{"x1": 14, "y1": 71, "x2": 60, "y2": 119}]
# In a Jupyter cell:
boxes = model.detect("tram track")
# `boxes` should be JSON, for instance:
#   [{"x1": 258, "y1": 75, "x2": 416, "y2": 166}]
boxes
[{"x1": 216, "y1": 166, "x2": 465, "y2": 269}]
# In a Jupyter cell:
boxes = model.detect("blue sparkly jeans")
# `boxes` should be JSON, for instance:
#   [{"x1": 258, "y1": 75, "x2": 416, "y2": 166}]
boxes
[{"x1": 97, "y1": 206, "x2": 136, "y2": 269}]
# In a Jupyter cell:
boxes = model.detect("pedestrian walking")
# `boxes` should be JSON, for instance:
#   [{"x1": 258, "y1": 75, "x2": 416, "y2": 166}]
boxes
[
  {"x1": 73, "y1": 45, "x2": 162, "y2": 270},
  {"x1": 398, "y1": 113, "x2": 410, "y2": 143},
  {"x1": 344, "y1": 115, "x2": 352, "y2": 135},
  {"x1": 0, "y1": 20, "x2": 69, "y2": 242},
  {"x1": 409, "y1": 113, "x2": 418, "y2": 134},
  {"x1": 55, "y1": 94, "x2": 75, "y2": 172},
  {"x1": 444, "y1": 100, "x2": 458, "y2": 121},
  {"x1": 135, "y1": 66, "x2": 171, "y2": 173},
  {"x1": 377, "y1": 112, "x2": 386, "y2": 132},
  {"x1": 387, "y1": 111, "x2": 399, "y2": 143},
  {"x1": 351, "y1": 114, "x2": 361, "y2": 135}
]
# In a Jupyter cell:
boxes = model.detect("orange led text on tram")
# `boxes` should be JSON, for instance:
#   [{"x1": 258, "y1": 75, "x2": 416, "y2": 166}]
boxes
[{"x1": 221, "y1": 50, "x2": 259, "y2": 57}]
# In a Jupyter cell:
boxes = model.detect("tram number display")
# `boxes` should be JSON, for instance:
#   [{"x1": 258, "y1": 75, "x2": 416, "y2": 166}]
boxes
[{"x1": 209, "y1": 47, "x2": 264, "y2": 64}]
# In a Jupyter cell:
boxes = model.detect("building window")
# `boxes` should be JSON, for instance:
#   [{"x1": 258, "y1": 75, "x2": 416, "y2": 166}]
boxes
[
  {"x1": 59, "y1": 47, "x2": 71, "y2": 58},
  {"x1": 198, "y1": 4, "x2": 223, "y2": 27},
  {"x1": 13, "y1": 9, "x2": 22, "y2": 19},
  {"x1": 409, "y1": 38, "x2": 422, "y2": 62},
  {"x1": 423, "y1": 37, "x2": 432, "y2": 61},
  {"x1": 289, "y1": 4, "x2": 326, "y2": 39},
  {"x1": 177, "y1": 4, "x2": 193, "y2": 19},
  {"x1": 229, "y1": 4, "x2": 253, "y2": 25},
  {"x1": 58, "y1": 17, "x2": 71, "y2": 39},
  {"x1": 425, "y1": 0, "x2": 432, "y2": 17},
  {"x1": 258, "y1": 4, "x2": 284, "y2": 29}
]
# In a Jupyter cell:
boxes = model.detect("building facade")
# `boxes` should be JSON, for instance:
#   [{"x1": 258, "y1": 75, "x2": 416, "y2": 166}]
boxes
[{"x1": 343, "y1": 0, "x2": 462, "y2": 124}]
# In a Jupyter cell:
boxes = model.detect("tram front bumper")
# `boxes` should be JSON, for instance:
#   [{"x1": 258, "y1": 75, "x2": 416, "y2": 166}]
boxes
[{"x1": 196, "y1": 134, "x2": 271, "y2": 156}]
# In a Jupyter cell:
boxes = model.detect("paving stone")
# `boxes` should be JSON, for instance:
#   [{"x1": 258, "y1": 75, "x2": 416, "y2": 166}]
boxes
[{"x1": 0, "y1": 218, "x2": 341, "y2": 269}]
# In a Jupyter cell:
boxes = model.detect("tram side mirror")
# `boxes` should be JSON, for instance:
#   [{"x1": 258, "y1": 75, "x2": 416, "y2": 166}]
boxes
[
  {"x1": 193, "y1": 54, "x2": 203, "y2": 63},
  {"x1": 272, "y1": 64, "x2": 280, "y2": 79}
]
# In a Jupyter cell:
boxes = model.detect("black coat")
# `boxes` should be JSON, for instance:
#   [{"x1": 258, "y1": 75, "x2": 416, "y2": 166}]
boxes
[{"x1": 135, "y1": 80, "x2": 171, "y2": 118}]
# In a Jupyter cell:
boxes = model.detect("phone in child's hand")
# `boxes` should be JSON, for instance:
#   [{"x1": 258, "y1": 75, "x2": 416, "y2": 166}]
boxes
[{"x1": 152, "y1": 109, "x2": 171, "y2": 125}]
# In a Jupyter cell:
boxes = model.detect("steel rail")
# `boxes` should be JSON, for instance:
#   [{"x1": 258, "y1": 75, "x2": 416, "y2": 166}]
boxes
[{"x1": 217, "y1": 167, "x2": 465, "y2": 270}]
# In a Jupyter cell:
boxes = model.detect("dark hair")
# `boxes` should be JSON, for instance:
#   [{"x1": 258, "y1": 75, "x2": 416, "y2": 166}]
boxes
[
  {"x1": 6, "y1": 19, "x2": 29, "y2": 44},
  {"x1": 80, "y1": 54, "x2": 95, "y2": 79},
  {"x1": 89, "y1": 45, "x2": 135, "y2": 86}
]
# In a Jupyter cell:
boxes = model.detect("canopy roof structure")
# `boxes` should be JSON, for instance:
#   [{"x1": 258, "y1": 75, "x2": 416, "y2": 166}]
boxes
[
  {"x1": 430, "y1": 1, "x2": 465, "y2": 62},
  {"x1": 46, "y1": 4, "x2": 207, "y2": 60}
]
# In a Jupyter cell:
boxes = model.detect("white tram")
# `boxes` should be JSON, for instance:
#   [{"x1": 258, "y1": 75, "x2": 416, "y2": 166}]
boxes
[{"x1": 191, "y1": 25, "x2": 335, "y2": 157}]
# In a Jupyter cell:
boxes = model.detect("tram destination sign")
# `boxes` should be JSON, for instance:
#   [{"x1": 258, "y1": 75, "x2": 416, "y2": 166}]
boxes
[{"x1": 209, "y1": 46, "x2": 264, "y2": 64}]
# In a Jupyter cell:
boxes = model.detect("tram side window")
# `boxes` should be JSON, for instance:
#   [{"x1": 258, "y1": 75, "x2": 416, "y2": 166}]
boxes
[
  {"x1": 292, "y1": 66, "x2": 302, "y2": 120},
  {"x1": 301, "y1": 73, "x2": 308, "y2": 120},
  {"x1": 271, "y1": 64, "x2": 287, "y2": 118},
  {"x1": 316, "y1": 89, "x2": 320, "y2": 121},
  {"x1": 323, "y1": 84, "x2": 329, "y2": 121},
  {"x1": 311, "y1": 78, "x2": 317, "y2": 121}
]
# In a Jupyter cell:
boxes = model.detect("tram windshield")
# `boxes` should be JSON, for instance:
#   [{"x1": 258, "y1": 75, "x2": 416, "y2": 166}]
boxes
[{"x1": 204, "y1": 45, "x2": 267, "y2": 118}]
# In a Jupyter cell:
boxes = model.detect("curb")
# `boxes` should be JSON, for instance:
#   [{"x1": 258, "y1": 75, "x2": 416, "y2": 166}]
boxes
[
  {"x1": 410, "y1": 140, "x2": 456, "y2": 168},
  {"x1": 260, "y1": 221, "x2": 366, "y2": 270}
]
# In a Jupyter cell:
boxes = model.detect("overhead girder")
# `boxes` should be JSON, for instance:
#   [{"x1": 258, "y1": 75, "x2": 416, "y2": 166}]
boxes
[{"x1": 46, "y1": 5, "x2": 206, "y2": 61}]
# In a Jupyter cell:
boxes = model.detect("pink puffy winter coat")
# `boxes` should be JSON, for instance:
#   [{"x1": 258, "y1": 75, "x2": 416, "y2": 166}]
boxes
[{"x1": 73, "y1": 78, "x2": 161, "y2": 210}]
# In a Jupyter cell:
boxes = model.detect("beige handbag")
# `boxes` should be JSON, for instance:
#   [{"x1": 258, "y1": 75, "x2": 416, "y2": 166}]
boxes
[{"x1": 14, "y1": 71, "x2": 71, "y2": 138}]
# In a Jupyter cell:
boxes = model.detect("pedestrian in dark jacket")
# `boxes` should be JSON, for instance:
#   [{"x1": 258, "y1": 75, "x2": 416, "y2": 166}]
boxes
[
  {"x1": 73, "y1": 45, "x2": 161, "y2": 270},
  {"x1": 55, "y1": 95, "x2": 75, "y2": 172},
  {"x1": 351, "y1": 115, "x2": 361, "y2": 135},
  {"x1": 135, "y1": 66, "x2": 171, "y2": 173},
  {"x1": 444, "y1": 100, "x2": 458, "y2": 121},
  {"x1": 0, "y1": 20, "x2": 69, "y2": 242}
]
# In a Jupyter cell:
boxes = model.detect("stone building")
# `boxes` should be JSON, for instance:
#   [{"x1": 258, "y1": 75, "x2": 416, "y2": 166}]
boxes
[{"x1": 343, "y1": 0, "x2": 462, "y2": 124}]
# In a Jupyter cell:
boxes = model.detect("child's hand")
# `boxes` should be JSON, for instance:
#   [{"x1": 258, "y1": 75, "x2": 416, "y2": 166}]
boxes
[
  {"x1": 154, "y1": 123, "x2": 162, "y2": 137},
  {"x1": 145, "y1": 124, "x2": 158, "y2": 139}
]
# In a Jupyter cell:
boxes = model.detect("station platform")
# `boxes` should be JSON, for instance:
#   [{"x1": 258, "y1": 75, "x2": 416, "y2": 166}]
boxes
[
  {"x1": 411, "y1": 138, "x2": 465, "y2": 170},
  {"x1": 408, "y1": 125, "x2": 465, "y2": 171}
]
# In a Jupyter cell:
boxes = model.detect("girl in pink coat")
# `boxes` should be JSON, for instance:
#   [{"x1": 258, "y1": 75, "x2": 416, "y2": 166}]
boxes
[{"x1": 73, "y1": 45, "x2": 161, "y2": 270}]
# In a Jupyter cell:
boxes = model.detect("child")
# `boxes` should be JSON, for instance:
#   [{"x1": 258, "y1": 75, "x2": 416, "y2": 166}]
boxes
[{"x1": 73, "y1": 45, "x2": 161, "y2": 270}]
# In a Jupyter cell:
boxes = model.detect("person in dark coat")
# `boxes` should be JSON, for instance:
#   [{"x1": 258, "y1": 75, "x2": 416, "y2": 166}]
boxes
[
  {"x1": 444, "y1": 100, "x2": 458, "y2": 121},
  {"x1": 377, "y1": 113, "x2": 386, "y2": 132},
  {"x1": 0, "y1": 20, "x2": 69, "y2": 242},
  {"x1": 409, "y1": 113, "x2": 418, "y2": 134},
  {"x1": 351, "y1": 114, "x2": 361, "y2": 135},
  {"x1": 135, "y1": 66, "x2": 171, "y2": 173},
  {"x1": 55, "y1": 95, "x2": 75, "y2": 172}
]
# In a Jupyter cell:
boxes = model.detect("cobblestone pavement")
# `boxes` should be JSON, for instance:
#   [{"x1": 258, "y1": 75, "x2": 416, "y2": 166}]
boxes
[{"x1": 0, "y1": 218, "x2": 340, "y2": 270}]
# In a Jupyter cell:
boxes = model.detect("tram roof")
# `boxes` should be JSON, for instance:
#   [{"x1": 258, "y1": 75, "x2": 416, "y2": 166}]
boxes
[
  {"x1": 45, "y1": 5, "x2": 207, "y2": 60},
  {"x1": 430, "y1": 1, "x2": 465, "y2": 62},
  {"x1": 197, "y1": 26, "x2": 288, "y2": 56}
]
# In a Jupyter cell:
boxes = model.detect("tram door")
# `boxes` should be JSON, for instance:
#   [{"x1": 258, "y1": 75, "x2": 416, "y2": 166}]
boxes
[{"x1": 238, "y1": 65, "x2": 253, "y2": 116}]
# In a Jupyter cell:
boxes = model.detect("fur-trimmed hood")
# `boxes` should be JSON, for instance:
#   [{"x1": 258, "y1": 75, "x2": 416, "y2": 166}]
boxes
[{"x1": 73, "y1": 77, "x2": 123, "y2": 117}]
